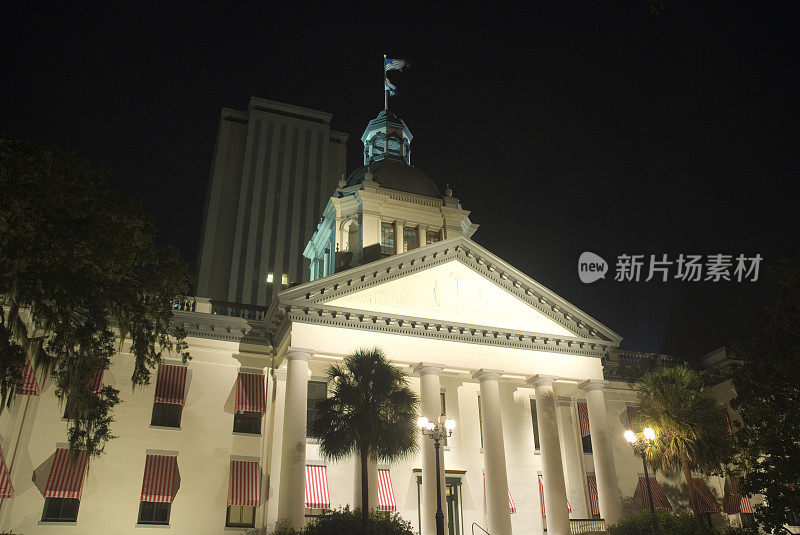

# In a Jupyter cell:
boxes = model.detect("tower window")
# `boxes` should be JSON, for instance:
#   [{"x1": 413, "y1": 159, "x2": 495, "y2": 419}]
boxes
[
  {"x1": 403, "y1": 227, "x2": 419, "y2": 252},
  {"x1": 381, "y1": 222, "x2": 396, "y2": 255},
  {"x1": 281, "y1": 274, "x2": 289, "y2": 286},
  {"x1": 426, "y1": 230, "x2": 441, "y2": 244},
  {"x1": 266, "y1": 273, "x2": 274, "y2": 284}
]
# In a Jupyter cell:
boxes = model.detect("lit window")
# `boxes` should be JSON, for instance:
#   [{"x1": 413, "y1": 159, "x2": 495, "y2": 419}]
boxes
[
  {"x1": 381, "y1": 222, "x2": 395, "y2": 255},
  {"x1": 281, "y1": 274, "x2": 289, "y2": 286},
  {"x1": 427, "y1": 230, "x2": 441, "y2": 244},
  {"x1": 266, "y1": 273, "x2": 274, "y2": 284},
  {"x1": 403, "y1": 227, "x2": 419, "y2": 252},
  {"x1": 226, "y1": 505, "x2": 256, "y2": 528}
]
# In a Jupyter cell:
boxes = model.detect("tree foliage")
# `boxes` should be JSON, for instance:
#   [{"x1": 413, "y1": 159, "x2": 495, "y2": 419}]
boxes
[
  {"x1": 635, "y1": 365, "x2": 732, "y2": 530},
  {"x1": 609, "y1": 509, "x2": 700, "y2": 535},
  {"x1": 0, "y1": 138, "x2": 191, "y2": 458},
  {"x1": 730, "y1": 262, "x2": 800, "y2": 534},
  {"x1": 306, "y1": 348, "x2": 419, "y2": 534}
]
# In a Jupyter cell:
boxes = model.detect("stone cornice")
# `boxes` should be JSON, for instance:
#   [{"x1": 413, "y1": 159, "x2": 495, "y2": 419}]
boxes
[
  {"x1": 270, "y1": 302, "x2": 611, "y2": 358},
  {"x1": 277, "y1": 236, "x2": 622, "y2": 344},
  {"x1": 172, "y1": 310, "x2": 269, "y2": 345}
]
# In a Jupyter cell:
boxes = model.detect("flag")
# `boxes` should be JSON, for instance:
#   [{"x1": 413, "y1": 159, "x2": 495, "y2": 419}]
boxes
[
  {"x1": 384, "y1": 78, "x2": 396, "y2": 95},
  {"x1": 384, "y1": 57, "x2": 409, "y2": 73}
]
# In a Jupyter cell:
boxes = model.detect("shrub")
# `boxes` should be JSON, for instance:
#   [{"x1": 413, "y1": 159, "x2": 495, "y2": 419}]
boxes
[
  {"x1": 608, "y1": 509, "x2": 706, "y2": 535},
  {"x1": 251, "y1": 507, "x2": 415, "y2": 535}
]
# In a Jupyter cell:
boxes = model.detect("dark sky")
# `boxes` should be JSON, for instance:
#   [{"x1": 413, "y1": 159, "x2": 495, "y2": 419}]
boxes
[{"x1": 3, "y1": 1, "x2": 799, "y2": 357}]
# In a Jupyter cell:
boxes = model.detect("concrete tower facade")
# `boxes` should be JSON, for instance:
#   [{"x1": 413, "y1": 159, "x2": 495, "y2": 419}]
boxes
[{"x1": 197, "y1": 98, "x2": 348, "y2": 306}]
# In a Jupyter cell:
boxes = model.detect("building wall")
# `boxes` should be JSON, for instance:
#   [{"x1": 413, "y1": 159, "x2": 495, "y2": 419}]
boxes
[{"x1": 196, "y1": 98, "x2": 348, "y2": 306}]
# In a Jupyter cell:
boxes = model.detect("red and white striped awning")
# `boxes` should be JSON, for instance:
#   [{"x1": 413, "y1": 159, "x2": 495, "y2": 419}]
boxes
[
  {"x1": 153, "y1": 365, "x2": 187, "y2": 405},
  {"x1": 482, "y1": 472, "x2": 517, "y2": 514},
  {"x1": 638, "y1": 476, "x2": 672, "y2": 511},
  {"x1": 723, "y1": 408, "x2": 734, "y2": 435},
  {"x1": 305, "y1": 464, "x2": 330, "y2": 509},
  {"x1": 18, "y1": 359, "x2": 39, "y2": 396},
  {"x1": 723, "y1": 477, "x2": 754, "y2": 514},
  {"x1": 91, "y1": 370, "x2": 104, "y2": 394},
  {"x1": 690, "y1": 478, "x2": 720, "y2": 513},
  {"x1": 228, "y1": 460, "x2": 261, "y2": 507},
  {"x1": 377, "y1": 468, "x2": 396, "y2": 511},
  {"x1": 141, "y1": 454, "x2": 179, "y2": 503},
  {"x1": 626, "y1": 405, "x2": 639, "y2": 427},
  {"x1": 587, "y1": 475, "x2": 600, "y2": 516},
  {"x1": 236, "y1": 372, "x2": 266, "y2": 413},
  {"x1": 538, "y1": 475, "x2": 571, "y2": 515},
  {"x1": 576, "y1": 401, "x2": 590, "y2": 437},
  {"x1": 44, "y1": 448, "x2": 88, "y2": 499},
  {"x1": 0, "y1": 445, "x2": 14, "y2": 498}
]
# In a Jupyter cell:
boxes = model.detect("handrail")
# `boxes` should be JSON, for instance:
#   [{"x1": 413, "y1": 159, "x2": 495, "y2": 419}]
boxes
[{"x1": 472, "y1": 522, "x2": 492, "y2": 535}]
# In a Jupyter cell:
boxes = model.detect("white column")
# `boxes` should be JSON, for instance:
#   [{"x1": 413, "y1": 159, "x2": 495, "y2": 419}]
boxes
[
  {"x1": 528, "y1": 375, "x2": 570, "y2": 535},
  {"x1": 473, "y1": 370, "x2": 513, "y2": 535},
  {"x1": 555, "y1": 398, "x2": 589, "y2": 518},
  {"x1": 353, "y1": 454, "x2": 379, "y2": 511},
  {"x1": 578, "y1": 380, "x2": 622, "y2": 525},
  {"x1": 277, "y1": 348, "x2": 312, "y2": 529},
  {"x1": 414, "y1": 363, "x2": 447, "y2": 535}
]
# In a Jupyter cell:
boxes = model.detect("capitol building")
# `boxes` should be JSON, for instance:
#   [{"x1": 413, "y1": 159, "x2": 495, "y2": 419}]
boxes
[{"x1": 0, "y1": 98, "x2": 752, "y2": 535}]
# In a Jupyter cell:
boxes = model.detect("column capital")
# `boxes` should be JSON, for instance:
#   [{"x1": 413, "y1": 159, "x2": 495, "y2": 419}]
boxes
[
  {"x1": 555, "y1": 396, "x2": 573, "y2": 407},
  {"x1": 472, "y1": 369, "x2": 504, "y2": 382},
  {"x1": 527, "y1": 374, "x2": 558, "y2": 388},
  {"x1": 578, "y1": 379, "x2": 607, "y2": 392},
  {"x1": 413, "y1": 362, "x2": 446, "y2": 376},
  {"x1": 286, "y1": 347, "x2": 314, "y2": 362}
]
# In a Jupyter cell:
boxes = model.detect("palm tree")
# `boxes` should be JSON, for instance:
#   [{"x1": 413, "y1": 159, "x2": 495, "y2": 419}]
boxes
[
  {"x1": 307, "y1": 348, "x2": 419, "y2": 535},
  {"x1": 634, "y1": 365, "x2": 732, "y2": 531}
]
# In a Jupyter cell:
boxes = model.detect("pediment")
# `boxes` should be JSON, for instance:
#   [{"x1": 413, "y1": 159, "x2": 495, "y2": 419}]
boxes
[
  {"x1": 279, "y1": 237, "x2": 621, "y2": 344},
  {"x1": 327, "y1": 260, "x2": 575, "y2": 337}
]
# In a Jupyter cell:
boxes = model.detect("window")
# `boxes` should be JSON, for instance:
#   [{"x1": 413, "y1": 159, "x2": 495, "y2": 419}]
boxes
[
  {"x1": 477, "y1": 395, "x2": 483, "y2": 449},
  {"x1": 380, "y1": 222, "x2": 396, "y2": 255},
  {"x1": 226, "y1": 505, "x2": 256, "y2": 528},
  {"x1": 427, "y1": 229, "x2": 441, "y2": 244},
  {"x1": 307, "y1": 381, "x2": 327, "y2": 437},
  {"x1": 266, "y1": 272, "x2": 274, "y2": 284},
  {"x1": 151, "y1": 402, "x2": 182, "y2": 427},
  {"x1": 530, "y1": 399, "x2": 540, "y2": 451},
  {"x1": 403, "y1": 227, "x2": 419, "y2": 252},
  {"x1": 138, "y1": 501, "x2": 171, "y2": 525},
  {"x1": 281, "y1": 273, "x2": 289, "y2": 286},
  {"x1": 233, "y1": 411, "x2": 262, "y2": 434},
  {"x1": 42, "y1": 498, "x2": 79, "y2": 522},
  {"x1": 582, "y1": 434, "x2": 593, "y2": 454}
]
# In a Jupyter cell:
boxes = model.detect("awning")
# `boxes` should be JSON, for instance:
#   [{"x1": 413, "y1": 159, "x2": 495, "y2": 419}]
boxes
[
  {"x1": 18, "y1": 359, "x2": 39, "y2": 396},
  {"x1": 305, "y1": 464, "x2": 330, "y2": 509},
  {"x1": 141, "y1": 454, "x2": 179, "y2": 503},
  {"x1": 626, "y1": 405, "x2": 639, "y2": 427},
  {"x1": 91, "y1": 370, "x2": 104, "y2": 394},
  {"x1": 153, "y1": 365, "x2": 187, "y2": 406},
  {"x1": 377, "y1": 468, "x2": 396, "y2": 512},
  {"x1": 691, "y1": 478, "x2": 720, "y2": 513},
  {"x1": 638, "y1": 476, "x2": 672, "y2": 511},
  {"x1": 723, "y1": 477, "x2": 754, "y2": 514},
  {"x1": 228, "y1": 460, "x2": 261, "y2": 507},
  {"x1": 587, "y1": 475, "x2": 600, "y2": 516},
  {"x1": 577, "y1": 401, "x2": 590, "y2": 437},
  {"x1": 538, "y1": 475, "x2": 571, "y2": 515},
  {"x1": 236, "y1": 372, "x2": 266, "y2": 413},
  {"x1": 0, "y1": 445, "x2": 14, "y2": 498},
  {"x1": 723, "y1": 408, "x2": 734, "y2": 435},
  {"x1": 44, "y1": 448, "x2": 88, "y2": 499}
]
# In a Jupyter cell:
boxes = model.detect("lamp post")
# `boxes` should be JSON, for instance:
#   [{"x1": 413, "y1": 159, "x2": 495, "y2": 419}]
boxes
[
  {"x1": 625, "y1": 427, "x2": 661, "y2": 535},
  {"x1": 418, "y1": 413, "x2": 455, "y2": 535}
]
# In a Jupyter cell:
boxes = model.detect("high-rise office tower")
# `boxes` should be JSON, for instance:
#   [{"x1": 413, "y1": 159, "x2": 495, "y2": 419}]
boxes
[{"x1": 197, "y1": 98, "x2": 348, "y2": 306}]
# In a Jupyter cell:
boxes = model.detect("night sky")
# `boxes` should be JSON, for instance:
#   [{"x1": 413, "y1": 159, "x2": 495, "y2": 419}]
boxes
[{"x1": 3, "y1": 2, "x2": 799, "y2": 357}]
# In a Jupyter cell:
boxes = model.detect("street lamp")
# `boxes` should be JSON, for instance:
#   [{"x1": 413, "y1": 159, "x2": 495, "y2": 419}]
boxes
[
  {"x1": 625, "y1": 427, "x2": 661, "y2": 535},
  {"x1": 418, "y1": 414, "x2": 455, "y2": 535}
]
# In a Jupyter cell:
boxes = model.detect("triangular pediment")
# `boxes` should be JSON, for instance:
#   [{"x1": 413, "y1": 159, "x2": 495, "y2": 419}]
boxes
[
  {"x1": 279, "y1": 237, "x2": 622, "y2": 344},
  {"x1": 327, "y1": 260, "x2": 575, "y2": 337}
]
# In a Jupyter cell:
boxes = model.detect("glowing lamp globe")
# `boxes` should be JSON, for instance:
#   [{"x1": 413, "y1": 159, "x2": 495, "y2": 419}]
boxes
[
  {"x1": 643, "y1": 427, "x2": 656, "y2": 441},
  {"x1": 624, "y1": 430, "x2": 637, "y2": 444}
]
